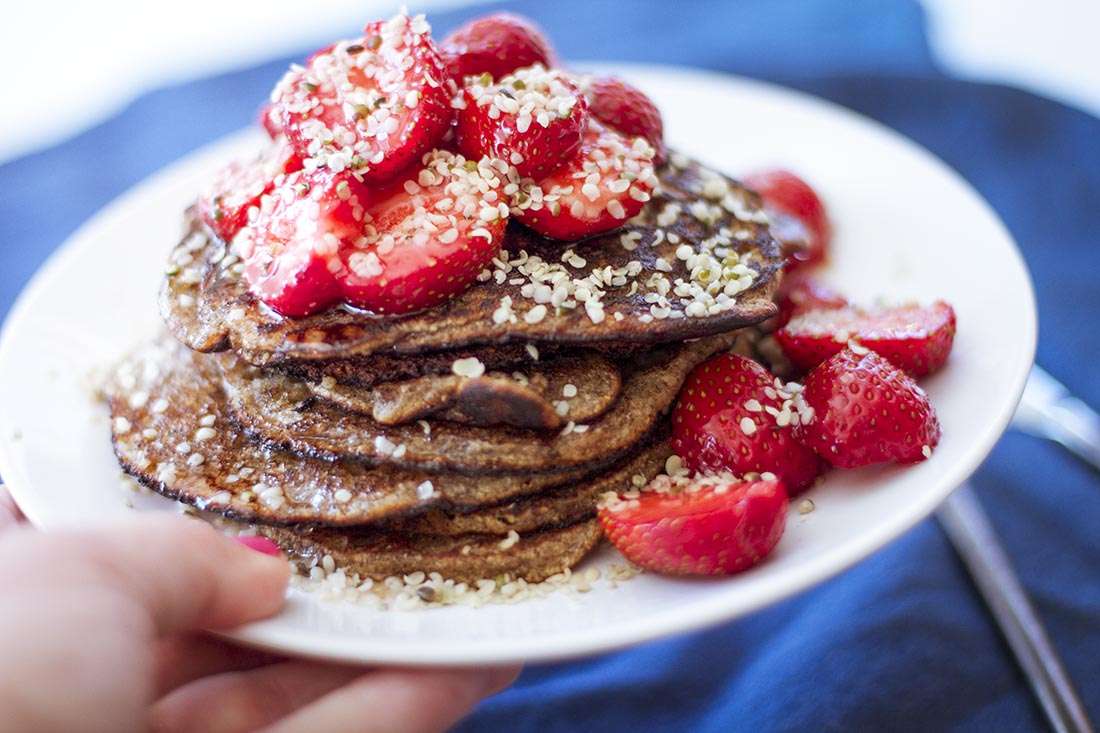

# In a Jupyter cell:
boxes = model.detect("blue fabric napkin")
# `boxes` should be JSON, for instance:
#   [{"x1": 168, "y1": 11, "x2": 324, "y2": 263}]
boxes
[{"x1": 1, "y1": 1, "x2": 1097, "y2": 730}]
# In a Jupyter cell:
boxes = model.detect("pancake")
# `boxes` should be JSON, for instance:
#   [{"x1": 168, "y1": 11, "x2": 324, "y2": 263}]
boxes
[
  {"x1": 309, "y1": 352, "x2": 621, "y2": 429},
  {"x1": 389, "y1": 439, "x2": 671, "y2": 536},
  {"x1": 221, "y1": 328, "x2": 751, "y2": 474},
  {"x1": 162, "y1": 155, "x2": 782, "y2": 366},
  {"x1": 277, "y1": 341, "x2": 562, "y2": 387},
  {"x1": 253, "y1": 518, "x2": 604, "y2": 584},
  {"x1": 106, "y1": 338, "x2": 652, "y2": 526}
]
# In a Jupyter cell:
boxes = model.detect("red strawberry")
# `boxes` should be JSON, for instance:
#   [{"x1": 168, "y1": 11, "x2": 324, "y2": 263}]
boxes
[
  {"x1": 338, "y1": 150, "x2": 508, "y2": 315},
  {"x1": 441, "y1": 13, "x2": 555, "y2": 81},
  {"x1": 514, "y1": 120, "x2": 658, "y2": 240},
  {"x1": 744, "y1": 169, "x2": 830, "y2": 271},
  {"x1": 235, "y1": 168, "x2": 364, "y2": 318},
  {"x1": 197, "y1": 138, "x2": 301, "y2": 243},
  {"x1": 774, "y1": 274, "x2": 848, "y2": 327},
  {"x1": 671, "y1": 353, "x2": 825, "y2": 495},
  {"x1": 797, "y1": 347, "x2": 941, "y2": 467},
  {"x1": 599, "y1": 477, "x2": 788, "y2": 576},
  {"x1": 258, "y1": 103, "x2": 282, "y2": 139},
  {"x1": 456, "y1": 65, "x2": 588, "y2": 180},
  {"x1": 272, "y1": 14, "x2": 453, "y2": 184},
  {"x1": 776, "y1": 301, "x2": 956, "y2": 377},
  {"x1": 585, "y1": 76, "x2": 665, "y2": 165}
]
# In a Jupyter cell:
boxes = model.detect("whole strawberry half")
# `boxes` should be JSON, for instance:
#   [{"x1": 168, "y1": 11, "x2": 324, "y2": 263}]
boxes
[
  {"x1": 599, "y1": 477, "x2": 788, "y2": 576},
  {"x1": 441, "y1": 12, "x2": 555, "y2": 81},
  {"x1": 774, "y1": 273, "x2": 848, "y2": 328},
  {"x1": 456, "y1": 65, "x2": 588, "y2": 180},
  {"x1": 776, "y1": 301, "x2": 957, "y2": 377},
  {"x1": 584, "y1": 76, "x2": 665, "y2": 165},
  {"x1": 671, "y1": 353, "x2": 825, "y2": 495},
  {"x1": 272, "y1": 14, "x2": 453, "y2": 184},
  {"x1": 744, "y1": 169, "x2": 830, "y2": 272},
  {"x1": 514, "y1": 120, "x2": 658, "y2": 240},
  {"x1": 797, "y1": 347, "x2": 941, "y2": 468},
  {"x1": 337, "y1": 150, "x2": 508, "y2": 315}
]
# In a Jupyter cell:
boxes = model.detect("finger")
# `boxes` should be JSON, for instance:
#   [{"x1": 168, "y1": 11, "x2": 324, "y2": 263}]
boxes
[
  {"x1": 154, "y1": 633, "x2": 285, "y2": 696},
  {"x1": 151, "y1": 661, "x2": 364, "y2": 733},
  {"x1": 78, "y1": 515, "x2": 289, "y2": 635},
  {"x1": 0, "y1": 484, "x2": 24, "y2": 529},
  {"x1": 266, "y1": 665, "x2": 522, "y2": 733}
]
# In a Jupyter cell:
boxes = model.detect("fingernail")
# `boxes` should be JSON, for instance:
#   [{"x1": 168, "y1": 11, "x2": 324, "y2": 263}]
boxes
[
  {"x1": 481, "y1": 665, "x2": 523, "y2": 696},
  {"x1": 234, "y1": 536, "x2": 282, "y2": 557}
]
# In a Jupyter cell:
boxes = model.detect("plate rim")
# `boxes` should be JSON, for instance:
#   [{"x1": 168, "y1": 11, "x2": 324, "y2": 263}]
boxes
[{"x1": 0, "y1": 63, "x2": 1038, "y2": 666}]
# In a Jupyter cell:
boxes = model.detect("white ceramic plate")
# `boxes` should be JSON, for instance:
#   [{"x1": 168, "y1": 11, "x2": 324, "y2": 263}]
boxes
[{"x1": 0, "y1": 65, "x2": 1035, "y2": 666}]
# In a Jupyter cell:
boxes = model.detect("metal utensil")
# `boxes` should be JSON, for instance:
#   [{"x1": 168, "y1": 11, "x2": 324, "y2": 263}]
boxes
[
  {"x1": 1012, "y1": 365, "x2": 1100, "y2": 473},
  {"x1": 938, "y1": 486, "x2": 1094, "y2": 733}
]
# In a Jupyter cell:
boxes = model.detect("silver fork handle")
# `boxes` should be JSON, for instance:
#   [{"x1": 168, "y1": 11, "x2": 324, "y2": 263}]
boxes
[{"x1": 938, "y1": 486, "x2": 1094, "y2": 733}]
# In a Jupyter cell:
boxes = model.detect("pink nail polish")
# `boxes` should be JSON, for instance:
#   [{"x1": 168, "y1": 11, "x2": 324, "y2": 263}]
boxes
[{"x1": 234, "y1": 535, "x2": 282, "y2": 557}]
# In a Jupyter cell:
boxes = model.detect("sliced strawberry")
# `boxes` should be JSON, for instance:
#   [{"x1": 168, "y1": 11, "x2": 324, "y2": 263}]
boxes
[
  {"x1": 744, "y1": 169, "x2": 830, "y2": 271},
  {"x1": 441, "y1": 13, "x2": 555, "y2": 81},
  {"x1": 774, "y1": 274, "x2": 848, "y2": 327},
  {"x1": 797, "y1": 347, "x2": 941, "y2": 467},
  {"x1": 599, "y1": 476, "x2": 788, "y2": 576},
  {"x1": 456, "y1": 64, "x2": 587, "y2": 179},
  {"x1": 272, "y1": 13, "x2": 453, "y2": 184},
  {"x1": 514, "y1": 120, "x2": 658, "y2": 240},
  {"x1": 197, "y1": 138, "x2": 301, "y2": 243},
  {"x1": 258, "y1": 103, "x2": 282, "y2": 139},
  {"x1": 585, "y1": 76, "x2": 665, "y2": 165},
  {"x1": 235, "y1": 169, "x2": 367, "y2": 318},
  {"x1": 338, "y1": 150, "x2": 509, "y2": 315},
  {"x1": 671, "y1": 353, "x2": 825, "y2": 494},
  {"x1": 776, "y1": 301, "x2": 956, "y2": 377}
]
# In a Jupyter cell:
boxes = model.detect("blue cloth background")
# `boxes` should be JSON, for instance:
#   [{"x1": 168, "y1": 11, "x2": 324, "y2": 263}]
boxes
[{"x1": 2, "y1": 1, "x2": 1097, "y2": 730}]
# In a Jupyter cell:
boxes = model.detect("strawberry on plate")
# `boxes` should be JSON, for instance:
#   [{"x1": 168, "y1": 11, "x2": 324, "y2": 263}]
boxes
[
  {"x1": 271, "y1": 13, "x2": 453, "y2": 184},
  {"x1": 797, "y1": 347, "x2": 941, "y2": 468},
  {"x1": 197, "y1": 138, "x2": 302, "y2": 244},
  {"x1": 441, "y1": 13, "x2": 555, "y2": 81},
  {"x1": 599, "y1": 475, "x2": 788, "y2": 576},
  {"x1": 456, "y1": 64, "x2": 588, "y2": 180},
  {"x1": 235, "y1": 168, "x2": 365, "y2": 318},
  {"x1": 671, "y1": 352, "x2": 825, "y2": 494},
  {"x1": 776, "y1": 301, "x2": 957, "y2": 377},
  {"x1": 584, "y1": 76, "x2": 665, "y2": 165},
  {"x1": 514, "y1": 119, "x2": 658, "y2": 240},
  {"x1": 338, "y1": 150, "x2": 510, "y2": 314},
  {"x1": 744, "y1": 169, "x2": 830, "y2": 271},
  {"x1": 774, "y1": 273, "x2": 848, "y2": 327}
]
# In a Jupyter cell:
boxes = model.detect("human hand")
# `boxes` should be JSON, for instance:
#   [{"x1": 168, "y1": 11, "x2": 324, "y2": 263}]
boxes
[{"x1": 0, "y1": 504, "x2": 518, "y2": 733}]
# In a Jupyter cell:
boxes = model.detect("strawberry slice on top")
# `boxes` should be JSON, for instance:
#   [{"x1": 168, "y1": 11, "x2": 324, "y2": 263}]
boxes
[
  {"x1": 584, "y1": 76, "x2": 666, "y2": 165},
  {"x1": 797, "y1": 347, "x2": 942, "y2": 468},
  {"x1": 777, "y1": 301, "x2": 957, "y2": 377},
  {"x1": 338, "y1": 150, "x2": 510, "y2": 315},
  {"x1": 671, "y1": 352, "x2": 825, "y2": 495},
  {"x1": 599, "y1": 473, "x2": 788, "y2": 576},
  {"x1": 456, "y1": 64, "x2": 588, "y2": 180},
  {"x1": 513, "y1": 119, "x2": 658, "y2": 240},
  {"x1": 441, "y1": 13, "x2": 555, "y2": 81},
  {"x1": 234, "y1": 168, "x2": 367, "y2": 318},
  {"x1": 197, "y1": 137, "x2": 302, "y2": 244},
  {"x1": 271, "y1": 13, "x2": 453, "y2": 184}
]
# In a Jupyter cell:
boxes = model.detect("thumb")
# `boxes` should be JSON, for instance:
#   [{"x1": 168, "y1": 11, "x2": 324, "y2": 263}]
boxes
[{"x1": 77, "y1": 515, "x2": 289, "y2": 635}]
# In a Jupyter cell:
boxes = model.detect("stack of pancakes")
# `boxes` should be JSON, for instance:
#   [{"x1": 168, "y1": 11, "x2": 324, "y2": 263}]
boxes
[{"x1": 107, "y1": 154, "x2": 782, "y2": 584}]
